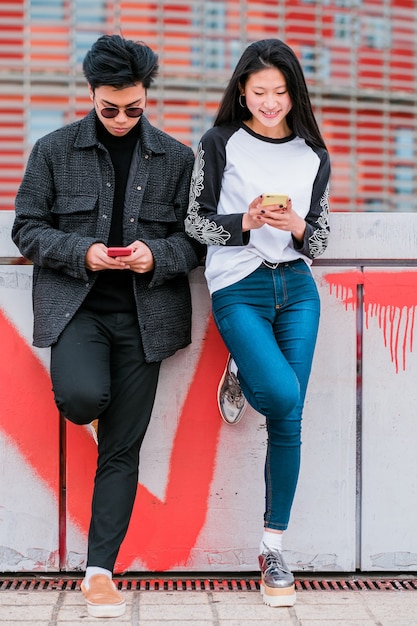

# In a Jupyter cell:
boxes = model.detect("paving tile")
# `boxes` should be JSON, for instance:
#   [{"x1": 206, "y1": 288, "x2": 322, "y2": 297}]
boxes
[
  {"x1": 294, "y1": 602, "x2": 370, "y2": 620},
  {"x1": 217, "y1": 622, "x2": 293, "y2": 626},
  {"x1": 0, "y1": 591, "x2": 60, "y2": 605},
  {"x1": 377, "y1": 622, "x2": 417, "y2": 626},
  {"x1": 139, "y1": 591, "x2": 210, "y2": 604},
  {"x1": 0, "y1": 605, "x2": 54, "y2": 621},
  {"x1": 299, "y1": 621, "x2": 378, "y2": 626},
  {"x1": 214, "y1": 600, "x2": 292, "y2": 620},
  {"x1": 209, "y1": 591, "x2": 261, "y2": 604},
  {"x1": 133, "y1": 622, "x2": 213, "y2": 626},
  {"x1": 296, "y1": 591, "x2": 364, "y2": 605},
  {"x1": 138, "y1": 602, "x2": 213, "y2": 620},
  {"x1": 360, "y1": 593, "x2": 417, "y2": 623}
]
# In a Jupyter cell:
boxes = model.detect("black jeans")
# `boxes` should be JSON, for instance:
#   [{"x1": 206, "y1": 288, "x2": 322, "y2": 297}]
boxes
[{"x1": 50, "y1": 308, "x2": 161, "y2": 572}]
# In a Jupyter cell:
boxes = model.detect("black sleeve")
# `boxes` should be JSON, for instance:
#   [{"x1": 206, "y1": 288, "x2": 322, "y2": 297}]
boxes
[
  {"x1": 293, "y1": 147, "x2": 331, "y2": 259},
  {"x1": 185, "y1": 126, "x2": 249, "y2": 247}
]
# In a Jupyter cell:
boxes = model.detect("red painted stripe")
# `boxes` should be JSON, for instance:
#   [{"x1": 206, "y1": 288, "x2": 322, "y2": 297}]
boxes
[{"x1": 0, "y1": 310, "x2": 59, "y2": 496}]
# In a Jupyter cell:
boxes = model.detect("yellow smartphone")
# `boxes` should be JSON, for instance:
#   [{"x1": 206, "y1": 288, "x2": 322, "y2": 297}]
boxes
[{"x1": 261, "y1": 194, "x2": 288, "y2": 207}]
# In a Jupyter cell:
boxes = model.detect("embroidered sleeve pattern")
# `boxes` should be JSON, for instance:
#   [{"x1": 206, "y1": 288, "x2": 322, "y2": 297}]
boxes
[
  {"x1": 185, "y1": 144, "x2": 231, "y2": 245},
  {"x1": 308, "y1": 183, "x2": 330, "y2": 258}
]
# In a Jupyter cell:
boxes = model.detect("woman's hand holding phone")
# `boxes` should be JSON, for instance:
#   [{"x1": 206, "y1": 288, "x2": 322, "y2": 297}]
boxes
[
  {"x1": 243, "y1": 194, "x2": 306, "y2": 243},
  {"x1": 243, "y1": 194, "x2": 289, "y2": 231},
  {"x1": 259, "y1": 195, "x2": 307, "y2": 241},
  {"x1": 260, "y1": 194, "x2": 289, "y2": 208}
]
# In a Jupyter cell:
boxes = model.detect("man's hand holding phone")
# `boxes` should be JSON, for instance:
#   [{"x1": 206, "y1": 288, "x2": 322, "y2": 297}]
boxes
[
  {"x1": 86, "y1": 242, "x2": 154, "y2": 272},
  {"x1": 85, "y1": 243, "x2": 132, "y2": 271},
  {"x1": 106, "y1": 242, "x2": 154, "y2": 273},
  {"x1": 107, "y1": 247, "x2": 133, "y2": 257},
  {"x1": 107, "y1": 241, "x2": 154, "y2": 274},
  {"x1": 108, "y1": 241, "x2": 154, "y2": 274}
]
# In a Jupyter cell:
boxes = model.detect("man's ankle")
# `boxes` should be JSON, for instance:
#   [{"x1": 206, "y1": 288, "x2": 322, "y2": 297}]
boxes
[{"x1": 84, "y1": 566, "x2": 112, "y2": 589}]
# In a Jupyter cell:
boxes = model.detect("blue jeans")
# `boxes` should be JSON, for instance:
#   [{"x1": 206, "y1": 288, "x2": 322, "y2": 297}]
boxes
[{"x1": 212, "y1": 259, "x2": 320, "y2": 531}]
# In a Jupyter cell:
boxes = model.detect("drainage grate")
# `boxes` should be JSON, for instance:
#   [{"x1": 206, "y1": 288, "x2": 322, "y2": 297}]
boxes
[{"x1": 1, "y1": 576, "x2": 417, "y2": 592}]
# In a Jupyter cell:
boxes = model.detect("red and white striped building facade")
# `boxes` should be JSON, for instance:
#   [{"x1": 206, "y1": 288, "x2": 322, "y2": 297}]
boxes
[{"x1": 1, "y1": 0, "x2": 417, "y2": 213}]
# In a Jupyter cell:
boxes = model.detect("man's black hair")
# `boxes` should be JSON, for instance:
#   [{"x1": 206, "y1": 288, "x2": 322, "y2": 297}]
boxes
[{"x1": 83, "y1": 34, "x2": 158, "y2": 89}]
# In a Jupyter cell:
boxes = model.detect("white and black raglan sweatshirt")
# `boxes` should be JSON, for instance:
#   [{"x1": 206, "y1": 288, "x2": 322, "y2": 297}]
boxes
[{"x1": 185, "y1": 122, "x2": 330, "y2": 296}]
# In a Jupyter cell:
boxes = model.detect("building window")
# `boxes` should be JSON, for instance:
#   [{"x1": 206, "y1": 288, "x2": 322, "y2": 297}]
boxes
[
  {"x1": 394, "y1": 128, "x2": 414, "y2": 160},
  {"x1": 30, "y1": 0, "x2": 64, "y2": 20},
  {"x1": 203, "y1": 38, "x2": 225, "y2": 70},
  {"x1": 393, "y1": 166, "x2": 415, "y2": 210},
  {"x1": 334, "y1": 13, "x2": 360, "y2": 45},
  {"x1": 362, "y1": 15, "x2": 390, "y2": 49},
  {"x1": 300, "y1": 46, "x2": 330, "y2": 82},
  {"x1": 29, "y1": 110, "x2": 64, "y2": 146},
  {"x1": 74, "y1": 0, "x2": 106, "y2": 64},
  {"x1": 301, "y1": 0, "x2": 360, "y2": 4},
  {"x1": 229, "y1": 39, "x2": 244, "y2": 71},
  {"x1": 301, "y1": 47, "x2": 316, "y2": 79},
  {"x1": 335, "y1": 0, "x2": 361, "y2": 7},
  {"x1": 192, "y1": 2, "x2": 226, "y2": 70},
  {"x1": 364, "y1": 199, "x2": 384, "y2": 211},
  {"x1": 393, "y1": 127, "x2": 415, "y2": 210}
]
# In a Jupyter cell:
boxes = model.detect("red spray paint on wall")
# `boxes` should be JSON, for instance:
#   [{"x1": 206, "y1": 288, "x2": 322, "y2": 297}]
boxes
[
  {"x1": 0, "y1": 309, "x2": 227, "y2": 572},
  {"x1": 324, "y1": 270, "x2": 417, "y2": 373},
  {"x1": 2, "y1": 269, "x2": 417, "y2": 572}
]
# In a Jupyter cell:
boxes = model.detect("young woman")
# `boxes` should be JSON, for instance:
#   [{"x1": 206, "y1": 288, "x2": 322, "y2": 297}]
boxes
[{"x1": 185, "y1": 39, "x2": 330, "y2": 607}]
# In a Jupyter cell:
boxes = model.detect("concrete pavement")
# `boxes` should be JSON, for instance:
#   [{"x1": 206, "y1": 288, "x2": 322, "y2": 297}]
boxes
[{"x1": 1, "y1": 576, "x2": 417, "y2": 625}]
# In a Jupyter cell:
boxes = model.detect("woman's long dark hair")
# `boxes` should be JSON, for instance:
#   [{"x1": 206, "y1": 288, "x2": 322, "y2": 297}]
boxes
[{"x1": 214, "y1": 39, "x2": 326, "y2": 149}]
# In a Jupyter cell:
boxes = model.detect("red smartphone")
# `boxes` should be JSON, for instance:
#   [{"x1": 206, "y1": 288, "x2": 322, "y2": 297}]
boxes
[{"x1": 107, "y1": 247, "x2": 132, "y2": 257}]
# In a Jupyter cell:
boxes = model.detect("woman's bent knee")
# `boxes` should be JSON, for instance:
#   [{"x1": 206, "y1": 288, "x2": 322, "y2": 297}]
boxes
[{"x1": 253, "y1": 379, "x2": 300, "y2": 420}]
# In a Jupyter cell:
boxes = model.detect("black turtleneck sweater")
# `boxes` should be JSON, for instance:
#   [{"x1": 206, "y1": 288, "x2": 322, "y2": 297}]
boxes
[{"x1": 83, "y1": 117, "x2": 141, "y2": 313}]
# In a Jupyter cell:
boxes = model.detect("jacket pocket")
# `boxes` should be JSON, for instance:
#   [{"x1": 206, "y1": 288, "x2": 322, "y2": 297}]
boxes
[
  {"x1": 137, "y1": 201, "x2": 178, "y2": 238},
  {"x1": 51, "y1": 194, "x2": 98, "y2": 235},
  {"x1": 139, "y1": 201, "x2": 177, "y2": 223},
  {"x1": 52, "y1": 194, "x2": 98, "y2": 215}
]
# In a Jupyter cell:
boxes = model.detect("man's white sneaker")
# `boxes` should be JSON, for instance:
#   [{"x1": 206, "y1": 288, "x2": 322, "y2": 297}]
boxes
[{"x1": 81, "y1": 574, "x2": 126, "y2": 618}]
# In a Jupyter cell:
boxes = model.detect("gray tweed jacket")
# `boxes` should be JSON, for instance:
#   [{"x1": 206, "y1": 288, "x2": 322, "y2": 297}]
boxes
[{"x1": 12, "y1": 110, "x2": 204, "y2": 362}]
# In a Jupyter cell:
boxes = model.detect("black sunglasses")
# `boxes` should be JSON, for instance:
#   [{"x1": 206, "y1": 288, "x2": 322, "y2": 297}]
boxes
[{"x1": 100, "y1": 106, "x2": 143, "y2": 119}]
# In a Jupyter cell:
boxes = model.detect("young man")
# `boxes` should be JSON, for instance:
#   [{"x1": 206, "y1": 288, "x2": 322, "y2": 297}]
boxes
[{"x1": 12, "y1": 34, "x2": 203, "y2": 618}]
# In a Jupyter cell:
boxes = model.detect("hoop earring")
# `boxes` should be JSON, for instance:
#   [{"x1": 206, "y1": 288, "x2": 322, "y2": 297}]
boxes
[{"x1": 239, "y1": 94, "x2": 246, "y2": 108}]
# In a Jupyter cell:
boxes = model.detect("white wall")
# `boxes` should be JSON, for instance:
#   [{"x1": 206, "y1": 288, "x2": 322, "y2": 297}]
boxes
[{"x1": 1, "y1": 211, "x2": 417, "y2": 573}]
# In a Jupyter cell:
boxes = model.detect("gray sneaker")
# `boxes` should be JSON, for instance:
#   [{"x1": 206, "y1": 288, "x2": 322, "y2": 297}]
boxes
[
  {"x1": 258, "y1": 544, "x2": 296, "y2": 607},
  {"x1": 217, "y1": 354, "x2": 247, "y2": 424}
]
